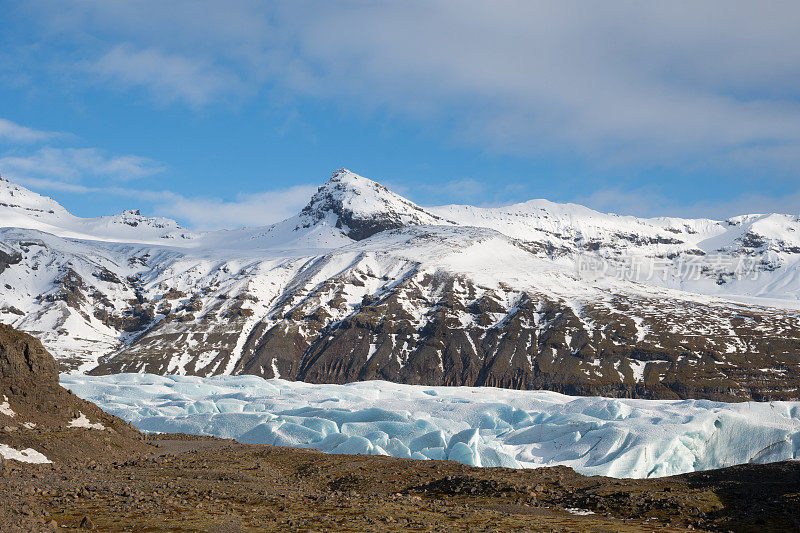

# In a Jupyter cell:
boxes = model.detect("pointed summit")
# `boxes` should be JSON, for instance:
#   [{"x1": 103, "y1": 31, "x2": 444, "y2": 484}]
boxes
[{"x1": 299, "y1": 169, "x2": 452, "y2": 240}]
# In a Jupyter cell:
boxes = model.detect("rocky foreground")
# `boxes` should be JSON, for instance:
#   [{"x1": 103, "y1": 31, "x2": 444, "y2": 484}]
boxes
[
  {"x1": 2, "y1": 324, "x2": 800, "y2": 531},
  {"x1": 0, "y1": 324, "x2": 148, "y2": 465},
  {"x1": 1, "y1": 435, "x2": 800, "y2": 532}
]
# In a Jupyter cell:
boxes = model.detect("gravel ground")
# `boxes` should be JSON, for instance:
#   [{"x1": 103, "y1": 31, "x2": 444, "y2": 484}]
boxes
[{"x1": 1, "y1": 433, "x2": 799, "y2": 532}]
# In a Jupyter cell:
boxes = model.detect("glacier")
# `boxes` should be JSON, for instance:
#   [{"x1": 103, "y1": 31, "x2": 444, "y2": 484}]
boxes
[{"x1": 62, "y1": 373, "x2": 800, "y2": 478}]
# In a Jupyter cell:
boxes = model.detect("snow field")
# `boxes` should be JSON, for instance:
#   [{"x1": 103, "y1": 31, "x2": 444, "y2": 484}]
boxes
[{"x1": 61, "y1": 374, "x2": 800, "y2": 478}]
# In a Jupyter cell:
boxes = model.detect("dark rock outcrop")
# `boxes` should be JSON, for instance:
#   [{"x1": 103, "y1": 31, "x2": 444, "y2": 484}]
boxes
[
  {"x1": 94, "y1": 267, "x2": 800, "y2": 402},
  {"x1": 0, "y1": 323, "x2": 149, "y2": 464},
  {"x1": 0, "y1": 323, "x2": 58, "y2": 385},
  {"x1": 0, "y1": 248, "x2": 21, "y2": 275}
]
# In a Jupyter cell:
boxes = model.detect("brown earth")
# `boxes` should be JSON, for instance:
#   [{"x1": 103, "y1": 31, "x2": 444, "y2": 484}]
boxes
[{"x1": 1, "y1": 434, "x2": 799, "y2": 532}]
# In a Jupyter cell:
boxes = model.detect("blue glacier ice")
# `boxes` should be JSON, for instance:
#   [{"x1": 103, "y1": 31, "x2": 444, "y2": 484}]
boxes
[{"x1": 61, "y1": 374, "x2": 800, "y2": 478}]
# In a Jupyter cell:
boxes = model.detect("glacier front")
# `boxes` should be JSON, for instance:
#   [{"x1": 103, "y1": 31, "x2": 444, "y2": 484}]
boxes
[{"x1": 62, "y1": 374, "x2": 800, "y2": 479}]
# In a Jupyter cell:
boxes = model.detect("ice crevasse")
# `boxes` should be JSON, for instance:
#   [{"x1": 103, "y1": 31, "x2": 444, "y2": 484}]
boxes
[{"x1": 61, "y1": 374, "x2": 800, "y2": 479}]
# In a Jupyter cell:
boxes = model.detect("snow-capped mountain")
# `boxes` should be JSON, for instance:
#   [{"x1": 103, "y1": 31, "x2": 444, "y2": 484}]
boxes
[
  {"x1": 0, "y1": 176, "x2": 196, "y2": 244},
  {"x1": 1, "y1": 170, "x2": 799, "y2": 400}
]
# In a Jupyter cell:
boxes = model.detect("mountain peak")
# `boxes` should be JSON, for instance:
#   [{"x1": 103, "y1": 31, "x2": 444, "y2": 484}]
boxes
[
  {"x1": 298, "y1": 169, "x2": 451, "y2": 240},
  {"x1": 0, "y1": 176, "x2": 190, "y2": 243},
  {"x1": 0, "y1": 176, "x2": 68, "y2": 219},
  {"x1": 328, "y1": 167, "x2": 361, "y2": 181},
  {"x1": 322, "y1": 168, "x2": 387, "y2": 197}
]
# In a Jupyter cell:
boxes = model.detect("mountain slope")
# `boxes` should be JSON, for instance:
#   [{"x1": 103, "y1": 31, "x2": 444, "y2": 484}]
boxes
[{"x1": 1, "y1": 169, "x2": 799, "y2": 400}]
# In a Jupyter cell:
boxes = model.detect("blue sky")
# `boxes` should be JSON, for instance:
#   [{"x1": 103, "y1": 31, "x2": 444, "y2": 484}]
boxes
[{"x1": 1, "y1": 1, "x2": 799, "y2": 229}]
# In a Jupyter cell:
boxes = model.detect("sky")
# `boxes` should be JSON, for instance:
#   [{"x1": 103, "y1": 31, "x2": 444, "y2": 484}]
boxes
[{"x1": 1, "y1": 1, "x2": 799, "y2": 229}]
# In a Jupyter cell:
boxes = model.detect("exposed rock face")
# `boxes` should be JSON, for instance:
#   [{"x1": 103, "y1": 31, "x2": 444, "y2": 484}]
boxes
[
  {"x1": 0, "y1": 323, "x2": 58, "y2": 385},
  {"x1": 0, "y1": 246, "x2": 21, "y2": 275},
  {"x1": 224, "y1": 270, "x2": 800, "y2": 402},
  {"x1": 90, "y1": 250, "x2": 800, "y2": 402},
  {"x1": 298, "y1": 168, "x2": 453, "y2": 240},
  {"x1": 0, "y1": 324, "x2": 148, "y2": 464}
]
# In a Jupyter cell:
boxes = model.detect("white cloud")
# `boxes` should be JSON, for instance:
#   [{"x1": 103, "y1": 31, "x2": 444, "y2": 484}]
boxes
[
  {"x1": 9, "y1": 175, "x2": 316, "y2": 229},
  {"x1": 20, "y1": 1, "x2": 800, "y2": 174},
  {"x1": 9, "y1": 176, "x2": 98, "y2": 194},
  {"x1": 0, "y1": 118, "x2": 62, "y2": 143},
  {"x1": 8, "y1": 176, "x2": 166, "y2": 201},
  {"x1": 155, "y1": 185, "x2": 318, "y2": 230},
  {"x1": 88, "y1": 44, "x2": 242, "y2": 106},
  {"x1": 0, "y1": 147, "x2": 165, "y2": 181},
  {"x1": 577, "y1": 187, "x2": 800, "y2": 220}
]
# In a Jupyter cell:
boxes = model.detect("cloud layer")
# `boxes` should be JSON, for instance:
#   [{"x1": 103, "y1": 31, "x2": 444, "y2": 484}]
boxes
[
  {"x1": 0, "y1": 147, "x2": 165, "y2": 182},
  {"x1": 3, "y1": 2, "x2": 799, "y2": 222},
  {"x1": 0, "y1": 118, "x2": 63, "y2": 144},
  {"x1": 88, "y1": 45, "x2": 242, "y2": 106},
  {"x1": 21, "y1": 1, "x2": 800, "y2": 173},
  {"x1": 0, "y1": 116, "x2": 316, "y2": 229},
  {"x1": 156, "y1": 185, "x2": 319, "y2": 230}
]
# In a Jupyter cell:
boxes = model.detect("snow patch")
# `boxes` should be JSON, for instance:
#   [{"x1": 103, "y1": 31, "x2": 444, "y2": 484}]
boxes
[
  {"x1": 68, "y1": 412, "x2": 105, "y2": 430},
  {"x1": 0, "y1": 443, "x2": 51, "y2": 463},
  {"x1": 630, "y1": 360, "x2": 647, "y2": 382},
  {"x1": 0, "y1": 395, "x2": 15, "y2": 418},
  {"x1": 566, "y1": 508, "x2": 595, "y2": 516}
]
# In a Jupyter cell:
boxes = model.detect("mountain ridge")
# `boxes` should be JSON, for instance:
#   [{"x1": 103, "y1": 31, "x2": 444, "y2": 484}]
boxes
[
  {"x1": 0, "y1": 169, "x2": 799, "y2": 400},
  {"x1": 4, "y1": 168, "x2": 799, "y2": 252},
  {"x1": 3, "y1": 169, "x2": 800, "y2": 265}
]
